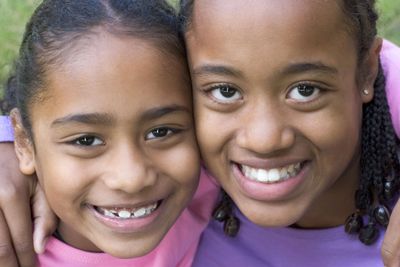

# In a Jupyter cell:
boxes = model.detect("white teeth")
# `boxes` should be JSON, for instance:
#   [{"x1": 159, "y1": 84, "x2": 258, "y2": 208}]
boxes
[
  {"x1": 104, "y1": 209, "x2": 116, "y2": 218},
  {"x1": 96, "y1": 202, "x2": 159, "y2": 219},
  {"x1": 268, "y1": 169, "x2": 280, "y2": 182},
  {"x1": 133, "y1": 208, "x2": 147, "y2": 217},
  {"x1": 257, "y1": 169, "x2": 269, "y2": 182},
  {"x1": 280, "y1": 168, "x2": 288, "y2": 179},
  {"x1": 287, "y1": 164, "x2": 295, "y2": 175},
  {"x1": 118, "y1": 210, "x2": 132, "y2": 219},
  {"x1": 241, "y1": 162, "x2": 302, "y2": 183},
  {"x1": 133, "y1": 208, "x2": 146, "y2": 217}
]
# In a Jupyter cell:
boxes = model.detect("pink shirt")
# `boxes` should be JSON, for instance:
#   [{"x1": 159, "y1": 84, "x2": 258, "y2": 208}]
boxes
[{"x1": 37, "y1": 168, "x2": 218, "y2": 267}]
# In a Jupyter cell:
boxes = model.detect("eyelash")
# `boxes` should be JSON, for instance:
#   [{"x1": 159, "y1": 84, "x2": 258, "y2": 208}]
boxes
[
  {"x1": 65, "y1": 126, "x2": 181, "y2": 147},
  {"x1": 204, "y1": 83, "x2": 242, "y2": 104},
  {"x1": 68, "y1": 135, "x2": 105, "y2": 147},
  {"x1": 286, "y1": 82, "x2": 325, "y2": 103},
  {"x1": 145, "y1": 126, "x2": 181, "y2": 140}
]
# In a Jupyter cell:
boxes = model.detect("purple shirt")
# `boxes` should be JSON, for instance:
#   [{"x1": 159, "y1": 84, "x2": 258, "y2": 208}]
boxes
[{"x1": 193, "y1": 208, "x2": 384, "y2": 267}]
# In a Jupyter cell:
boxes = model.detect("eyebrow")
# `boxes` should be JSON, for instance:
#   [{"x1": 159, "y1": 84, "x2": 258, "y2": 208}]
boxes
[
  {"x1": 280, "y1": 62, "x2": 338, "y2": 76},
  {"x1": 51, "y1": 113, "x2": 115, "y2": 127},
  {"x1": 141, "y1": 105, "x2": 191, "y2": 121},
  {"x1": 192, "y1": 62, "x2": 337, "y2": 79},
  {"x1": 192, "y1": 64, "x2": 243, "y2": 78},
  {"x1": 51, "y1": 105, "x2": 190, "y2": 128}
]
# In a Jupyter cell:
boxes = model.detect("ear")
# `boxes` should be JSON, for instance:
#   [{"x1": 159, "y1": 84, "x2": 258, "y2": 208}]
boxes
[
  {"x1": 361, "y1": 37, "x2": 382, "y2": 103},
  {"x1": 10, "y1": 109, "x2": 36, "y2": 176}
]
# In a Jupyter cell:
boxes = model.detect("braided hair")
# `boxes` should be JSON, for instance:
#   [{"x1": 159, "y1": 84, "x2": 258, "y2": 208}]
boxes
[{"x1": 179, "y1": 0, "x2": 400, "y2": 245}]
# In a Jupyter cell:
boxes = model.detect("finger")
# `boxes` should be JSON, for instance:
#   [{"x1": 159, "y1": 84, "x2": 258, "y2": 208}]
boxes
[
  {"x1": 0, "y1": 210, "x2": 19, "y2": 267},
  {"x1": 32, "y1": 183, "x2": 57, "y2": 254},
  {"x1": 382, "y1": 199, "x2": 400, "y2": 267},
  {"x1": 2, "y1": 186, "x2": 35, "y2": 267}
]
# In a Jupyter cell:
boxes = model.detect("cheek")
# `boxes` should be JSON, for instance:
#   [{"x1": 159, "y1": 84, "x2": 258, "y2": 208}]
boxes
[
  {"x1": 34, "y1": 150, "x2": 90, "y2": 211},
  {"x1": 302, "y1": 103, "x2": 362, "y2": 172},
  {"x1": 154, "y1": 137, "x2": 200, "y2": 187},
  {"x1": 194, "y1": 104, "x2": 232, "y2": 155}
]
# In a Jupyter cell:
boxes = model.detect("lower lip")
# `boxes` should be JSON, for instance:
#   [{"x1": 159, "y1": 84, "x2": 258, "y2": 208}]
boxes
[
  {"x1": 232, "y1": 162, "x2": 309, "y2": 201},
  {"x1": 89, "y1": 202, "x2": 163, "y2": 233}
]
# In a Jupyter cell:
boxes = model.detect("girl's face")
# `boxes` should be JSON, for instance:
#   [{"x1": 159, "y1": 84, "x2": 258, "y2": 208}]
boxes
[
  {"x1": 186, "y1": 0, "x2": 378, "y2": 228},
  {"x1": 17, "y1": 33, "x2": 199, "y2": 257}
]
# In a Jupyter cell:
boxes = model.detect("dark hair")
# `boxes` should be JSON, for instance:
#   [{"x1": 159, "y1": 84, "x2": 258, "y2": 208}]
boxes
[
  {"x1": 179, "y1": 0, "x2": 400, "y2": 245},
  {"x1": 6, "y1": 0, "x2": 185, "y2": 137}
]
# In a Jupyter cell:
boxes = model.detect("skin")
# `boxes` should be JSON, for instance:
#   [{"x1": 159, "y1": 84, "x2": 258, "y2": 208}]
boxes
[
  {"x1": 185, "y1": 0, "x2": 380, "y2": 228},
  {"x1": 0, "y1": 0, "x2": 400, "y2": 266},
  {"x1": 11, "y1": 32, "x2": 200, "y2": 258}
]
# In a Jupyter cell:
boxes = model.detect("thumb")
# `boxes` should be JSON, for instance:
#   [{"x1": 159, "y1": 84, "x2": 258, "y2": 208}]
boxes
[
  {"x1": 381, "y1": 198, "x2": 400, "y2": 267},
  {"x1": 31, "y1": 184, "x2": 58, "y2": 254}
]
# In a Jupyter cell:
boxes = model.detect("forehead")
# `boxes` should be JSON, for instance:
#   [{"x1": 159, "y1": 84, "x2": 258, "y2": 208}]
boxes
[
  {"x1": 33, "y1": 33, "x2": 191, "y2": 121},
  {"x1": 187, "y1": 0, "x2": 357, "y2": 76},
  {"x1": 192, "y1": 0, "x2": 346, "y2": 31},
  {"x1": 189, "y1": 0, "x2": 352, "y2": 51}
]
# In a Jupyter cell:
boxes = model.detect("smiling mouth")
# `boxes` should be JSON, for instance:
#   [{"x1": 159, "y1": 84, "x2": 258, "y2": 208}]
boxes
[
  {"x1": 239, "y1": 162, "x2": 304, "y2": 183},
  {"x1": 93, "y1": 201, "x2": 161, "y2": 220}
]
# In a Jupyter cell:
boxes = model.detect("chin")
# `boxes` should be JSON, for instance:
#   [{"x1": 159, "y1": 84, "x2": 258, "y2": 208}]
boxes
[
  {"x1": 107, "y1": 248, "x2": 150, "y2": 259},
  {"x1": 98, "y1": 240, "x2": 157, "y2": 258},
  {"x1": 237, "y1": 202, "x2": 304, "y2": 228}
]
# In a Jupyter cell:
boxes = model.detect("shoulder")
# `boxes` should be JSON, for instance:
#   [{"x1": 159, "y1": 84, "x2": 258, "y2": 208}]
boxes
[{"x1": 381, "y1": 39, "x2": 400, "y2": 137}]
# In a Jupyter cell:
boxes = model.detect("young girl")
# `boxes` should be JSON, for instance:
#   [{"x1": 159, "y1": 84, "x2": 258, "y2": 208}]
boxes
[
  {"x1": 1, "y1": 0, "x2": 400, "y2": 266},
  {"x1": 1, "y1": 0, "x2": 218, "y2": 266},
  {"x1": 179, "y1": 0, "x2": 400, "y2": 266}
]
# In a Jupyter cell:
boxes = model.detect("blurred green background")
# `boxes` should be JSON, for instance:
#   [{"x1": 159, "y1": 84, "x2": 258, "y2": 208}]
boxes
[{"x1": 0, "y1": 0, "x2": 399, "y2": 112}]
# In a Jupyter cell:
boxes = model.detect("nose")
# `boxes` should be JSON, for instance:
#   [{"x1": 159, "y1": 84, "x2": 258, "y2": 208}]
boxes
[
  {"x1": 102, "y1": 143, "x2": 157, "y2": 193},
  {"x1": 236, "y1": 101, "x2": 295, "y2": 155}
]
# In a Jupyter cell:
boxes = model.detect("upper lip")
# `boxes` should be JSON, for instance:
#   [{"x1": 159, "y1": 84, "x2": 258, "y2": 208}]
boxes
[{"x1": 232, "y1": 158, "x2": 306, "y2": 170}]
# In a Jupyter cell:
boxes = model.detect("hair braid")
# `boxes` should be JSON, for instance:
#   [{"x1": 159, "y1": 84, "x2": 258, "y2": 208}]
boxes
[{"x1": 347, "y1": 62, "x2": 400, "y2": 245}]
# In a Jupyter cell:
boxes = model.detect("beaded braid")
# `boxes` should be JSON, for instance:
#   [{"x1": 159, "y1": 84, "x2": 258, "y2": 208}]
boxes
[{"x1": 345, "y1": 62, "x2": 400, "y2": 245}]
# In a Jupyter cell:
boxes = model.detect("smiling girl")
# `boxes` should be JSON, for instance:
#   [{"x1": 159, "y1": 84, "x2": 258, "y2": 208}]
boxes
[
  {"x1": 179, "y1": 0, "x2": 400, "y2": 266},
  {"x1": 0, "y1": 0, "x2": 218, "y2": 266}
]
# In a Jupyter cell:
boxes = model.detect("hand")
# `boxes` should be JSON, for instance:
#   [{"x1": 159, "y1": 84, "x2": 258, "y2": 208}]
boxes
[
  {"x1": 0, "y1": 142, "x2": 57, "y2": 267},
  {"x1": 382, "y1": 199, "x2": 400, "y2": 267}
]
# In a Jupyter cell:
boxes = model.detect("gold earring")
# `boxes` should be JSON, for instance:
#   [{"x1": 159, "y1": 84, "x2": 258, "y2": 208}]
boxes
[{"x1": 363, "y1": 89, "x2": 369, "y2": 95}]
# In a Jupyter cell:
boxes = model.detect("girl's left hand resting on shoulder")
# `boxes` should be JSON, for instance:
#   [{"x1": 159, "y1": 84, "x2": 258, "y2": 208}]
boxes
[{"x1": 0, "y1": 142, "x2": 56, "y2": 267}]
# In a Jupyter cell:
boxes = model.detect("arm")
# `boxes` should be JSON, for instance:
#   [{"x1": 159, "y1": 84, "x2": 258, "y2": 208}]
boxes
[
  {"x1": 0, "y1": 116, "x2": 57, "y2": 267},
  {"x1": 381, "y1": 40, "x2": 400, "y2": 267}
]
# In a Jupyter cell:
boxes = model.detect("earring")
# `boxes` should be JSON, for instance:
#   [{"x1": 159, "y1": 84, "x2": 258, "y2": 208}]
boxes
[{"x1": 363, "y1": 89, "x2": 369, "y2": 95}]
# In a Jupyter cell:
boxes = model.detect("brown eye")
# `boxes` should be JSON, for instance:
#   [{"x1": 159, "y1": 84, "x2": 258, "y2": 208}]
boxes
[
  {"x1": 220, "y1": 86, "x2": 237, "y2": 97},
  {"x1": 151, "y1": 128, "x2": 168, "y2": 137},
  {"x1": 210, "y1": 85, "x2": 242, "y2": 103},
  {"x1": 72, "y1": 135, "x2": 104, "y2": 146},
  {"x1": 287, "y1": 83, "x2": 320, "y2": 102},
  {"x1": 297, "y1": 84, "x2": 315, "y2": 97},
  {"x1": 146, "y1": 127, "x2": 178, "y2": 140}
]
